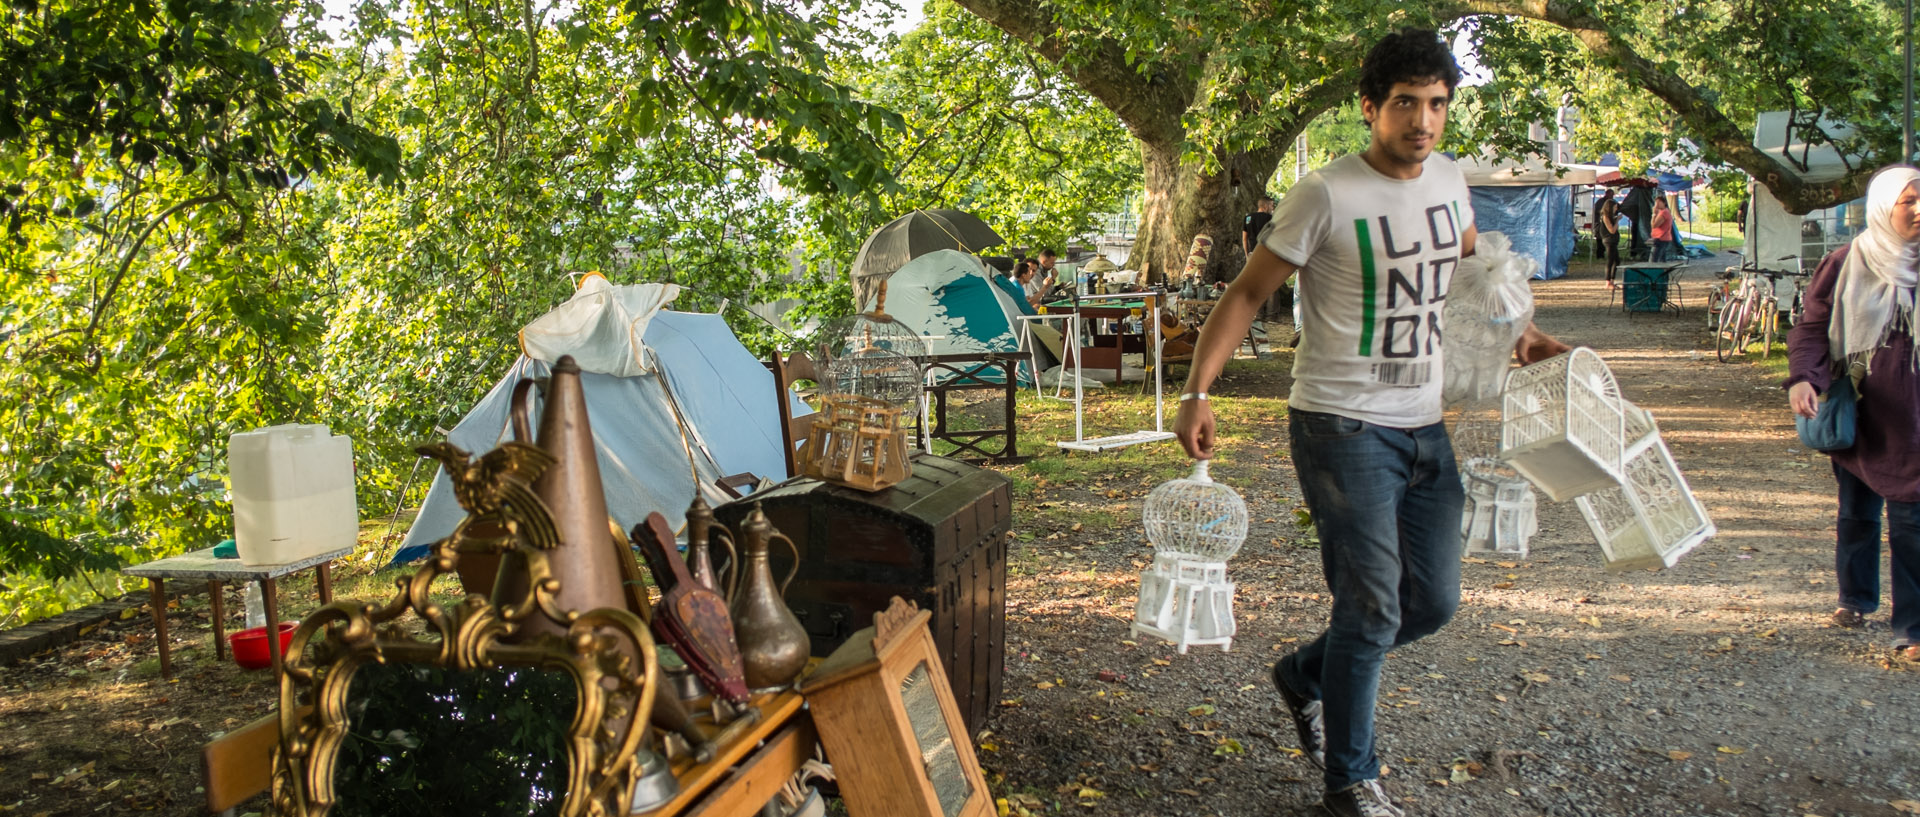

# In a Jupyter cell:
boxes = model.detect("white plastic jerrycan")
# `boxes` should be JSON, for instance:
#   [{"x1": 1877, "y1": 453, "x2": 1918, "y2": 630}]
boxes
[{"x1": 229, "y1": 424, "x2": 358, "y2": 565}]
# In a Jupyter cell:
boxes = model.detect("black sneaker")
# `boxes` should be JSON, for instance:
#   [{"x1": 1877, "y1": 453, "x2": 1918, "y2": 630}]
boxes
[
  {"x1": 1321, "y1": 779, "x2": 1404, "y2": 817},
  {"x1": 1271, "y1": 659, "x2": 1325, "y2": 769}
]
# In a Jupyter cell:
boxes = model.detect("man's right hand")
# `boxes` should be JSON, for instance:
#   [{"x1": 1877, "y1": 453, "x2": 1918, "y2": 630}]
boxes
[{"x1": 1174, "y1": 398, "x2": 1216, "y2": 460}]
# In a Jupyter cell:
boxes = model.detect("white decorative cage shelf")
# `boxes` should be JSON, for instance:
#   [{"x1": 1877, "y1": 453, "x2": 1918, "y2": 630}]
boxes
[{"x1": 1574, "y1": 431, "x2": 1716, "y2": 571}]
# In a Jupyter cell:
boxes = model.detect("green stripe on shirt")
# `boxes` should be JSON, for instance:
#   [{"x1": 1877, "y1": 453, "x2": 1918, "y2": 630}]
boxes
[{"x1": 1355, "y1": 217, "x2": 1376, "y2": 356}]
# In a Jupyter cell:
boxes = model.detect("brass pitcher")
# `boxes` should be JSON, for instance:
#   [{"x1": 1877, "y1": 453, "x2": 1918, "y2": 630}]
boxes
[
  {"x1": 684, "y1": 496, "x2": 737, "y2": 597},
  {"x1": 729, "y1": 505, "x2": 809, "y2": 691},
  {"x1": 496, "y1": 356, "x2": 629, "y2": 640}
]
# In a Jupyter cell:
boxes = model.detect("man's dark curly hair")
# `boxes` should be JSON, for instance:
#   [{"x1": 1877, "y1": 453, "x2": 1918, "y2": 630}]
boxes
[{"x1": 1358, "y1": 28, "x2": 1462, "y2": 107}]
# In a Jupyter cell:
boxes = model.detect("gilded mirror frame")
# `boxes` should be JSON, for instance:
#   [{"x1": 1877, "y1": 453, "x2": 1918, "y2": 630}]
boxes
[{"x1": 270, "y1": 442, "x2": 659, "y2": 817}]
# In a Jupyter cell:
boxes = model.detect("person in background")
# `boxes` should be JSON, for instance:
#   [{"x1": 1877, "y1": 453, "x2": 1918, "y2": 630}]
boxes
[
  {"x1": 1015, "y1": 260, "x2": 1045, "y2": 308},
  {"x1": 1243, "y1": 196, "x2": 1276, "y2": 254},
  {"x1": 1034, "y1": 248, "x2": 1060, "y2": 294},
  {"x1": 1172, "y1": 29, "x2": 1566, "y2": 817},
  {"x1": 1596, "y1": 189, "x2": 1622, "y2": 282},
  {"x1": 1244, "y1": 195, "x2": 1293, "y2": 326},
  {"x1": 1650, "y1": 197, "x2": 1676, "y2": 262},
  {"x1": 1786, "y1": 164, "x2": 1920, "y2": 663}
]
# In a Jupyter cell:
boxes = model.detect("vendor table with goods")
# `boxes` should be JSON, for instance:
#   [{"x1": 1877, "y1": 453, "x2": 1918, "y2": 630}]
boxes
[{"x1": 1041, "y1": 292, "x2": 1165, "y2": 384}]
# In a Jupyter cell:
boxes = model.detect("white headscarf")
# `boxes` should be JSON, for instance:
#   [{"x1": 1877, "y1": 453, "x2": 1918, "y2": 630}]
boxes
[{"x1": 1830, "y1": 165, "x2": 1920, "y2": 371}]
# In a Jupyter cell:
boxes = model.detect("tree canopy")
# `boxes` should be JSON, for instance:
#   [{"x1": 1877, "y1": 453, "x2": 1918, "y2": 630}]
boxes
[{"x1": 944, "y1": 0, "x2": 1909, "y2": 282}]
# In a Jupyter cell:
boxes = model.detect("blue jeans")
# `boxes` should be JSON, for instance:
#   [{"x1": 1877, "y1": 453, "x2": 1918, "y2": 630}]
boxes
[
  {"x1": 1834, "y1": 462, "x2": 1920, "y2": 646},
  {"x1": 1651, "y1": 239, "x2": 1674, "y2": 262},
  {"x1": 1277, "y1": 410, "x2": 1464, "y2": 790}
]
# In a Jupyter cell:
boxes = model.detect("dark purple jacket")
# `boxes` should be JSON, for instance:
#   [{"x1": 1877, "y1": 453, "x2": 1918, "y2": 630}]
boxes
[{"x1": 1786, "y1": 243, "x2": 1920, "y2": 501}]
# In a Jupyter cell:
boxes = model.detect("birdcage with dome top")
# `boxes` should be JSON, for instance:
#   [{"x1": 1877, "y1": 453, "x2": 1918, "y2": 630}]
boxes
[
  {"x1": 798, "y1": 283, "x2": 930, "y2": 491},
  {"x1": 1132, "y1": 461, "x2": 1247, "y2": 653}
]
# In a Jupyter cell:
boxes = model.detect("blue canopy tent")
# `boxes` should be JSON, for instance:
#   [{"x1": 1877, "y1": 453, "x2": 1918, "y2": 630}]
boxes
[
  {"x1": 392, "y1": 294, "x2": 809, "y2": 565},
  {"x1": 1455, "y1": 154, "x2": 1596, "y2": 281}
]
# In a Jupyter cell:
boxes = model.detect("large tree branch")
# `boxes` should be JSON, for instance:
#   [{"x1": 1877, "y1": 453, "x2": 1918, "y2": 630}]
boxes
[
  {"x1": 946, "y1": 0, "x2": 1194, "y2": 143},
  {"x1": 1458, "y1": 0, "x2": 1876, "y2": 213}
]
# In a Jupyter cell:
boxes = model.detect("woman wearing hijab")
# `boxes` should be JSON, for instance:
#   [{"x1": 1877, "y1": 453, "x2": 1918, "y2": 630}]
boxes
[{"x1": 1786, "y1": 165, "x2": 1920, "y2": 661}]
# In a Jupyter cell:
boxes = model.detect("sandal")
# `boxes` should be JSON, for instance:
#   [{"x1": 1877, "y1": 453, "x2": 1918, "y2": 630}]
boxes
[
  {"x1": 1898, "y1": 645, "x2": 1920, "y2": 662},
  {"x1": 1831, "y1": 608, "x2": 1866, "y2": 629}
]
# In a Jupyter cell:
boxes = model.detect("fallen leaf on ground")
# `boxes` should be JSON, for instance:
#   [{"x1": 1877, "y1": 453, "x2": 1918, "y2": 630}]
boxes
[
  {"x1": 1668, "y1": 750, "x2": 1692, "y2": 761},
  {"x1": 1187, "y1": 704, "x2": 1216, "y2": 716},
  {"x1": 1716, "y1": 745, "x2": 1746, "y2": 755},
  {"x1": 1522, "y1": 672, "x2": 1551, "y2": 683},
  {"x1": 1890, "y1": 800, "x2": 1920, "y2": 814},
  {"x1": 1609, "y1": 674, "x2": 1632, "y2": 682}
]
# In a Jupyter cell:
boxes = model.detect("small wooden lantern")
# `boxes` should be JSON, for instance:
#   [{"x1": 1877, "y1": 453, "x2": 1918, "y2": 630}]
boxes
[
  {"x1": 797, "y1": 394, "x2": 912, "y2": 491},
  {"x1": 799, "y1": 598, "x2": 991, "y2": 817}
]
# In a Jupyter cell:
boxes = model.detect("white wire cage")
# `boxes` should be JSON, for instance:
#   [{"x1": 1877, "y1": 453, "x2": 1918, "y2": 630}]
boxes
[
  {"x1": 1134, "y1": 461, "x2": 1247, "y2": 653},
  {"x1": 1500, "y1": 347, "x2": 1637, "y2": 501},
  {"x1": 1141, "y1": 461, "x2": 1248, "y2": 561},
  {"x1": 1574, "y1": 432, "x2": 1716, "y2": 571}
]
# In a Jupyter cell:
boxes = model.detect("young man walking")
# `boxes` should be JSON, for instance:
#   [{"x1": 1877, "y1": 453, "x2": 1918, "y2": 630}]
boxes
[{"x1": 1172, "y1": 29, "x2": 1564, "y2": 816}]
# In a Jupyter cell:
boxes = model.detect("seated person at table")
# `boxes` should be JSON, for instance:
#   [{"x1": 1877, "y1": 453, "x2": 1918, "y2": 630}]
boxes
[{"x1": 1015, "y1": 261, "x2": 1045, "y2": 308}]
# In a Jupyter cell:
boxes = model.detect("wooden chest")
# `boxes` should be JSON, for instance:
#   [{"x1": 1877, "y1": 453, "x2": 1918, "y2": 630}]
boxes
[{"x1": 714, "y1": 454, "x2": 1011, "y2": 731}]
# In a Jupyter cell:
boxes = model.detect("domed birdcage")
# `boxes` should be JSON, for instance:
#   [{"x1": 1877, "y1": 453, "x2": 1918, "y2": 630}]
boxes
[
  {"x1": 820, "y1": 344, "x2": 922, "y2": 409},
  {"x1": 813, "y1": 283, "x2": 930, "y2": 410},
  {"x1": 1133, "y1": 461, "x2": 1246, "y2": 653},
  {"x1": 799, "y1": 283, "x2": 927, "y2": 492}
]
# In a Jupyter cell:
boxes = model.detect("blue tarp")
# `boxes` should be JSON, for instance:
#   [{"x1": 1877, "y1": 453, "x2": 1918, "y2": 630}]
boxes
[
  {"x1": 390, "y1": 310, "x2": 808, "y2": 566},
  {"x1": 1468, "y1": 185, "x2": 1573, "y2": 280}
]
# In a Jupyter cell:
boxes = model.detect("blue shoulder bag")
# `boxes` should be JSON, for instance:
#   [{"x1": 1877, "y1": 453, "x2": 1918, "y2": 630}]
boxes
[{"x1": 1795, "y1": 376, "x2": 1857, "y2": 452}]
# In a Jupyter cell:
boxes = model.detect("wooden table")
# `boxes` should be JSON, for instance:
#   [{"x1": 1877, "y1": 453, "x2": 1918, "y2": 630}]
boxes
[{"x1": 121, "y1": 545, "x2": 348, "y2": 680}]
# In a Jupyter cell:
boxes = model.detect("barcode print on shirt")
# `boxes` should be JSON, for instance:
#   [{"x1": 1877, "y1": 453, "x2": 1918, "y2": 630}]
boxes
[{"x1": 1371, "y1": 361, "x2": 1432, "y2": 387}]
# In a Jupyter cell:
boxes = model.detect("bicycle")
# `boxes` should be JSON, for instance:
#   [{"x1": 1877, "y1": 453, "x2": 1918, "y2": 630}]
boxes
[{"x1": 1713, "y1": 261, "x2": 1806, "y2": 361}]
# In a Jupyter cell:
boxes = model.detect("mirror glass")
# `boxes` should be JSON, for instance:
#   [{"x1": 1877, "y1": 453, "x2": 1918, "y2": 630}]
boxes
[
  {"x1": 331, "y1": 664, "x2": 579, "y2": 817},
  {"x1": 899, "y1": 661, "x2": 970, "y2": 817}
]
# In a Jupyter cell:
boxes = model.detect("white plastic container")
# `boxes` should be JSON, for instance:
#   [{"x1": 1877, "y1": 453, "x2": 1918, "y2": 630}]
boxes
[{"x1": 229, "y1": 424, "x2": 358, "y2": 566}]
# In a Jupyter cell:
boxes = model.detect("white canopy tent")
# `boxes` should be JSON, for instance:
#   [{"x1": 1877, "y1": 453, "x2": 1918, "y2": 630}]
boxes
[{"x1": 1748, "y1": 111, "x2": 1865, "y2": 271}]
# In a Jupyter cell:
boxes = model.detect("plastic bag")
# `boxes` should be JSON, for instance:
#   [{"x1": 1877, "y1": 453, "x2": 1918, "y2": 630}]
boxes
[{"x1": 1443, "y1": 231, "x2": 1536, "y2": 406}]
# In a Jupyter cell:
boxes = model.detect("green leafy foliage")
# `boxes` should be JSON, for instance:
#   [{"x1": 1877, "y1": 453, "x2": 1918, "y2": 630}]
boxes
[{"x1": 0, "y1": 0, "x2": 903, "y2": 623}]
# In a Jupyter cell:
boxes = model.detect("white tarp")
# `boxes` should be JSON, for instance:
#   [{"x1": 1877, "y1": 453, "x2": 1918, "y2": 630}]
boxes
[
  {"x1": 1455, "y1": 153, "x2": 1598, "y2": 187},
  {"x1": 518, "y1": 274, "x2": 680, "y2": 377}
]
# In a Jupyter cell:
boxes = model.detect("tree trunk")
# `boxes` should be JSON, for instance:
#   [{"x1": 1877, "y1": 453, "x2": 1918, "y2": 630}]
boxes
[{"x1": 1130, "y1": 141, "x2": 1281, "y2": 287}]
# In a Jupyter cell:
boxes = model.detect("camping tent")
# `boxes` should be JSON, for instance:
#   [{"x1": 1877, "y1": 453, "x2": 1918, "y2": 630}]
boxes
[
  {"x1": 392, "y1": 279, "x2": 809, "y2": 564},
  {"x1": 1456, "y1": 154, "x2": 1596, "y2": 280},
  {"x1": 1748, "y1": 111, "x2": 1862, "y2": 271},
  {"x1": 858, "y1": 249, "x2": 1045, "y2": 382}
]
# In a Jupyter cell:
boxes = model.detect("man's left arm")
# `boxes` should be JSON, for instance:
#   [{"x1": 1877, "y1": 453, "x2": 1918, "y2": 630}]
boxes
[{"x1": 1461, "y1": 225, "x2": 1571, "y2": 365}]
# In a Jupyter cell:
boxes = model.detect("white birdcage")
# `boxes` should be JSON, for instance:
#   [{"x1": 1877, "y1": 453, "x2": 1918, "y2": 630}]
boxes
[
  {"x1": 1133, "y1": 461, "x2": 1247, "y2": 653},
  {"x1": 1574, "y1": 427, "x2": 1716, "y2": 570},
  {"x1": 1461, "y1": 460, "x2": 1538, "y2": 558},
  {"x1": 814, "y1": 289, "x2": 931, "y2": 411},
  {"x1": 1499, "y1": 347, "x2": 1635, "y2": 501}
]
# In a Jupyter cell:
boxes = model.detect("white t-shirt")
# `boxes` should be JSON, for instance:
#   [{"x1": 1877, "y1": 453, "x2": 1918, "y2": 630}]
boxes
[{"x1": 1260, "y1": 152, "x2": 1475, "y2": 428}]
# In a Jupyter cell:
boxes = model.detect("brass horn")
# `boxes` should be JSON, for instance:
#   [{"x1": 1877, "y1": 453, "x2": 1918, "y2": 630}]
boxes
[{"x1": 497, "y1": 355, "x2": 630, "y2": 640}]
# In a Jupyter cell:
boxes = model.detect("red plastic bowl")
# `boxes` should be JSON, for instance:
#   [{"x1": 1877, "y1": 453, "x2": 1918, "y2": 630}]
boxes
[{"x1": 229, "y1": 622, "x2": 298, "y2": 670}]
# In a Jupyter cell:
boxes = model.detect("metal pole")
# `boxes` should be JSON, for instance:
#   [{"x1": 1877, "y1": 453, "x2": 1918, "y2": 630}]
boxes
[{"x1": 1908, "y1": 0, "x2": 1914, "y2": 161}]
